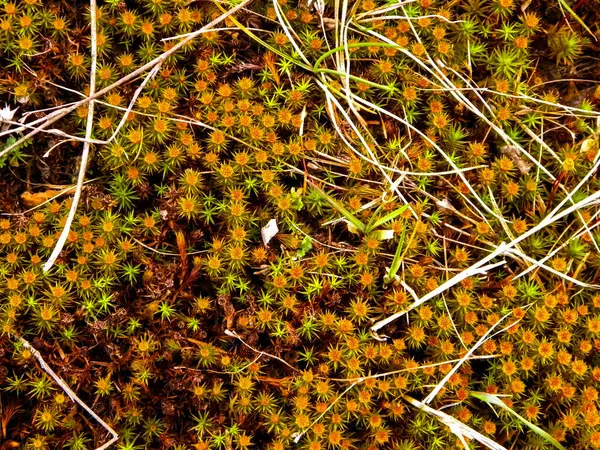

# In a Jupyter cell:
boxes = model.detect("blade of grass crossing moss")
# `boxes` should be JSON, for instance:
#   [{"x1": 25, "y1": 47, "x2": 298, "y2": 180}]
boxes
[
  {"x1": 403, "y1": 395, "x2": 508, "y2": 450},
  {"x1": 211, "y1": 0, "x2": 312, "y2": 71},
  {"x1": 310, "y1": 182, "x2": 366, "y2": 232},
  {"x1": 557, "y1": 0, "x2": 597, "y2": 40},
  {"x1": 313, "y1": 42, "x2": 397, "y2": 71},
  {"x1": 317, "y1": 82, "x2": 418, "y2": 219},
  {"x1": 385, "y1": 218, "x2": 419, "y2": 283},
  {"x1": 470, "y1": 391, "x2": 567, "y2": 450},
  {"x1": 373, "y1": 170, "x2": 600, "y2": 331},
  {"x1": 354, "y1": 20, "x2": 558, "y2": 182},
  {"x1": 0, "y1": 0, "x2": 254, "y2": 160},
  {"x1": 344, "y1": 87, "x2": 502, "y2": 224},
  {"x1": 366, "y1": 204, "x2": 409, "y2": 232},
  {"x1": 384, "y1": 225, "x2": 407, "y2": 284}
]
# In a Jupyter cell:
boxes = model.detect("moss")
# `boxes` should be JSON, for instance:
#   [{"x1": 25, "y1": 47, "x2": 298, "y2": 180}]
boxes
[{"x1": 1, "y1": 0, "x2": 600, "y2": 448}]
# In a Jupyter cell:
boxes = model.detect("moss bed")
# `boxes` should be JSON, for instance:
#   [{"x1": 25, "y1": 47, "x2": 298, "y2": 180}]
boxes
[{"x1": 1, "y1": 0, "x2": 600, "y2": 449}]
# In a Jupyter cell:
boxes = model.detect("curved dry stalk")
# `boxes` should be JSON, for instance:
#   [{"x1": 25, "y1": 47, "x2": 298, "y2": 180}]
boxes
[
  {"x1": 42, "y1": 0, "x2": 98, "y2": 273},
  {"x1": 105, "y1": 63, "x2": 162, "y2": 145}
]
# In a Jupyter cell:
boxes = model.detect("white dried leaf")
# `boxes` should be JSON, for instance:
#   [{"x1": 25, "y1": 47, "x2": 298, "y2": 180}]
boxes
[
  {"x1": 0, "y1": 104, "x2": 18, "y2": 131},
  {"x1": 299, "y1": 106, "x2": 307, "y2": 136},
  {"x1": 0, "y1": 104, "x2": 18, "y2": 122},
  {"x1": 436, "y1": 198, "x2": 453, "y2": 211},
  {"x1": 261, "y1": 219, "x2": 279, "y2": 246}
]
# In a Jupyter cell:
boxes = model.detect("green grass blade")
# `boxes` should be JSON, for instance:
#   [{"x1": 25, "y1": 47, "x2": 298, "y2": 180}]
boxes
[
  {"x1": 310, "y1": 183, "x2": 366, "y2": 233},
  {"x1": 470, "y1": 391, "x2": 566, "y2": 450},
  {"x1": 557, "y1": 0, "x2": 596, "y2": 40},
  {"x1": 384, "y1": 225, "x2": 407, "y2": 284},
  {"x1": 318, "y1": 69, "x2": 396, "y2": 92},
  {"x1": 366, "y1": 205, "x2": 409, "y2": 233},
  {"x1": 313, "y1": 42, "x2": 398, "y2": 72}
]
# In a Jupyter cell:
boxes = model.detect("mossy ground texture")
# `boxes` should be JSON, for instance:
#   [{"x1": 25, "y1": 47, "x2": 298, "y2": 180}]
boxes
[{"x1": 1, "y1": 0, "x2": 600, "y2": 449}]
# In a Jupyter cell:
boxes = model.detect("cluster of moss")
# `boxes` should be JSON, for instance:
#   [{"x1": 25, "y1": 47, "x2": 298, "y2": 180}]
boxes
[{"x1": 1, "y1": 0, "x2": 600, "y2": 449}]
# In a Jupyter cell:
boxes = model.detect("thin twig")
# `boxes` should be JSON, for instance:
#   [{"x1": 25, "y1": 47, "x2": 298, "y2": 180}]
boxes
[
  {"x1": 422, "y1": 308, "x2": 524, "y2": 405},
  {"x1": 16, "y1": 336, "x2": 118, "y2": 450},
  {"x1": 292, "y1": 379, "x2": 361, "y2": 443},
  {"x1": 105, "y1": 63, "x2": 162, "y2": 145},
  {"x1": 225, "y1": 329, "x2": 300, "y2": 373},
  {"x1": 0, "y1": 119, "x2": 104, "y2": 145},
  {"x1": 371, "y1": 252, "x2": 509, "y2": 333}
]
